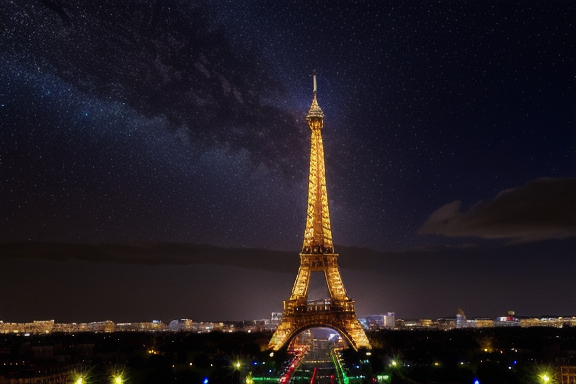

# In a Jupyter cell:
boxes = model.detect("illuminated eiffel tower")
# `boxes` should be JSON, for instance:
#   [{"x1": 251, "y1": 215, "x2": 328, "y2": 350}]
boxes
[{"x1": 269, "y1": 73, "x2": 371, "y2": 351}]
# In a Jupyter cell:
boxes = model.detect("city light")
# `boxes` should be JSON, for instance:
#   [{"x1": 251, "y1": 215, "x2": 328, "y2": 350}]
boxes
[
  {"x1": 377, "y1": 374, "x2": 390, "y2": 383},
  {"x1": 73, "y1": 371, "x2": 89, "y2": 384},
  {"x1": 537, "y1": 365, "x2": 554, "y2": 383},
  {"x1": 2, "y1": 314, "x2": 576, "y2": 336},
  {"x1": 1, "y1": 326, "x2": 574, "y2": 384}
]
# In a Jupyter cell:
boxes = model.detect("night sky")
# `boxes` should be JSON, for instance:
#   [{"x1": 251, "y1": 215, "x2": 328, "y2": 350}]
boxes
[{"x1": 1, "y1": 0, "x2": 575, "y2": 323}]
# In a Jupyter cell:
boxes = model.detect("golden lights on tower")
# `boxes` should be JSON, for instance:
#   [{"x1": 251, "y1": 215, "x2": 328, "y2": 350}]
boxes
[{"x1": 269, "y1": 73, "x2": 371, "y2": 351}]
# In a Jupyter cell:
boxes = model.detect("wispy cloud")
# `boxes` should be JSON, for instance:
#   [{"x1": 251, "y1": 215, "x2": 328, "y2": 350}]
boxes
[
  {"x1": 418, "y1": 178, "x2": 576, "y2": 241},
  {"x1": 0, "y1": 242, "x2": 296, "y2": 273},
  {"x1": 1, "y1": 239, "x2": 574, "y2": 321}
]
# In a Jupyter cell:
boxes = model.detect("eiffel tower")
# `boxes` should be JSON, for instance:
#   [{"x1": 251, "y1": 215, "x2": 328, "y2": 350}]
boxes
[{"x1": 269, "y1": 73, "x2": 371, "y2": 351}]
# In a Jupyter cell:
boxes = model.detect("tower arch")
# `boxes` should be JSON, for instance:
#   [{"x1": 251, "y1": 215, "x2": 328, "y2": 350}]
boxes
[{"x1": 283, "y1": 323, "x2": 358, "y2": 352}]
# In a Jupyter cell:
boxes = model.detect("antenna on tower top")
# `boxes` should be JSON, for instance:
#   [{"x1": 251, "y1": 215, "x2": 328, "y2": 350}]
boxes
[{"x1": 312, "y1": 70, "x2": 317, "y2": 94}]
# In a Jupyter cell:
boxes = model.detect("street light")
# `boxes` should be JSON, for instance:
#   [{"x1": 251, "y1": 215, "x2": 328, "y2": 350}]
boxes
[
  {"x1": 539, "y1": 367, "x2": 554, "y2": 384},
  {"x1": 232, "y1": 360, "x2": 243, "y2": 384}
]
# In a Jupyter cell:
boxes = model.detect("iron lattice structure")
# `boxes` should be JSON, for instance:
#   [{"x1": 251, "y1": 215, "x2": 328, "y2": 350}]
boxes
[{"x1": 269, "y1": 74, "x2": 371, "y2": 351}]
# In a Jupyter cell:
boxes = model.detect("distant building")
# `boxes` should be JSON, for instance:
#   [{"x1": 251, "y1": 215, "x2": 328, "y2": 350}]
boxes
[
  {"x1": 419, "y1": 319, "x2": 434, "y2": 328},
  {"x1": 456, "y1": 308, "x2": 467, "y2": 329},
  {"x1": 556, "y1": 366, "x2": 576, "y2": 384},
  {"x1": 467, "y1": 318, "x2": 494, "y2": 328},
  {"x1": 267, "y1": 312, "x2": 282, "y2": 330},
  {"x1": 365, "y1": 315, "x2": 385, "y2": 329},
  {"x1": 168, "y1": 319, "x2": 194, "y2": 331},
  {"x1": 115, "y1": 321, "x2": 166, "y2": 332},
  {"x1": 437, "y1": 317, "x2": 456, "y2": 330},
  {"x1": 0, "y1": 320, "x2": 55, "y2": 335},
  {"x1": 399, "y1": 320, "x2": 421, "y2": 329},
  {"x1": 2, "y1": 311, "x2": 576, "y2": 336},
  {"x1": 364, "y1": 312, "x2": 395, "y2": 330},
  {"x1": 87, "y1": 320, "x2": 115, "y2": 333},
  {"x1": 494, "y1": 311, "x2": 520, "y2": 327},
  {"x1": 384, "y1": 312, "x2": 396, "y2": 328}
]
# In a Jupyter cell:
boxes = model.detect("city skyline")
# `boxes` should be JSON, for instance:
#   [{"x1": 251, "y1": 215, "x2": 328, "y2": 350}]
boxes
[
  {"x1": 1, "y1": 1, "x2": 575, "y2": 323},
  {"x1": 3, "y1": 309, "x2": 576, "y2": 333}
]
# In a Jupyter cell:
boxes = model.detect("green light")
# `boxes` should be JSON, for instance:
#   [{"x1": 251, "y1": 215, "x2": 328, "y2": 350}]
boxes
[
  {"x1": 250, "y1": 378, "x2": 279, "y2": 383},
  {"x1": 329, "y1": 350, "x2": 349, "y2": 384},
  {"x1": 377, "y1": 374, "x2": 391, "y2": 383}
]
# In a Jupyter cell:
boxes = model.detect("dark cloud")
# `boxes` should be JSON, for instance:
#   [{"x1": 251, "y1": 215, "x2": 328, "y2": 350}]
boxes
[
  {"x1": 1, "y1": 240, "x2": 574, "y2": 322},
  {"x1": 418, "y1": 178, "x2": 576, "y2": 241},
  {"x1": 0, "y1": 242, "x2": 297, "y2": 273}
]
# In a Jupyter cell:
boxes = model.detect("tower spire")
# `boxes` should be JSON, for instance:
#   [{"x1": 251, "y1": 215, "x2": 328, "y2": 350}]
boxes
[
  {"x1": 307, "y1": 72, "x2": 324, "y2": 125},
  {"x1": 313, "y1": 70, "x2": 317, "y2": 94},
  {"x1": 303, "y1": 72, "x2": 331, "y2": 253}
]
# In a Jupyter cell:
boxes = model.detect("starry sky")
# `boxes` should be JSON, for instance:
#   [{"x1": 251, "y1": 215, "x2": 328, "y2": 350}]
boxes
[{"x1": 1, "y1": 0, "x2": 575, "y2": 323}]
